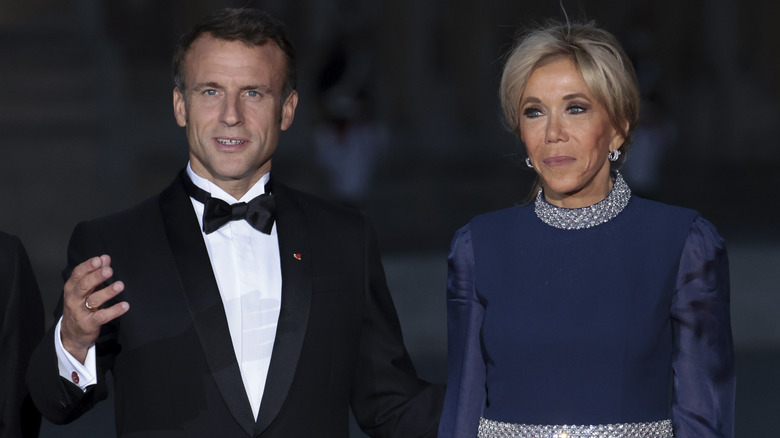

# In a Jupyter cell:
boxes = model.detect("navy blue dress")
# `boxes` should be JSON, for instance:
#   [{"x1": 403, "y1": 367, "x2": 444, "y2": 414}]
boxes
[{"x1": 439, "y1": 196, "x2": 735, "y2": 437}]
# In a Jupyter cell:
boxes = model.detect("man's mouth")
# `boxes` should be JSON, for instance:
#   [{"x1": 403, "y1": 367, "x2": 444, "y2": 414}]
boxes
[{"x1": 217, "y1": 138, "x2": 245, "y2": 146}]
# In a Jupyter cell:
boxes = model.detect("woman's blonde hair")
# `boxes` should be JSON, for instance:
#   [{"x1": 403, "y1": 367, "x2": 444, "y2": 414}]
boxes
[{"x1": 500, "y1": 21, "x2": 640, "y2": 166}]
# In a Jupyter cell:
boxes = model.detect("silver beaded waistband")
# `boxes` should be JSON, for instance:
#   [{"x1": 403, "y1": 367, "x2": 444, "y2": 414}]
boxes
[{"x1": 478, "y1": 417, "x2": 673, "y2": 438}]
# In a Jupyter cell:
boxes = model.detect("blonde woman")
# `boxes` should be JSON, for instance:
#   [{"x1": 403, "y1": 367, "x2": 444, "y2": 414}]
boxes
[{"x1": 439, "y1": 21, "x2": 735, "y2": 438}]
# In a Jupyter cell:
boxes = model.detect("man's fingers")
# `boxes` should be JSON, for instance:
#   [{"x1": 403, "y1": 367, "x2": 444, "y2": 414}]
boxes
[
  {"x1": 90, "y1": 301, "x2": 130, "y2": 326},
  {"x1": 84, "y1": 281, "x2": 125, "y2": 311},
  {"x1": 59, "y1": 255, "x2": 127, "y2": 362},
  {"x1": 66, "y1": 256, "x2": 114, "y2": 298},
  {"x1": 69, "y1": 255, "x2": 109, "y2": 281}
]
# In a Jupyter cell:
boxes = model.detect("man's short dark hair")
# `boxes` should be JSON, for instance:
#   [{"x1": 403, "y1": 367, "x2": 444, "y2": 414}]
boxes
[{"x1": 172, "y1": 8, "x2": 297, "y2": 100}]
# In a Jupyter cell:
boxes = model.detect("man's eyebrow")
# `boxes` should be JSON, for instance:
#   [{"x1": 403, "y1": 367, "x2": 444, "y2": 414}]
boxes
[
  {"x1": 240, "y1": 84, "x2": 272, "y2": 92},
  {"x1": 192, "y1": 82, "x2": 221, "y2": 91},
  {"x1": 191, "y1": 83, "x2": 273, "y2": 93}
]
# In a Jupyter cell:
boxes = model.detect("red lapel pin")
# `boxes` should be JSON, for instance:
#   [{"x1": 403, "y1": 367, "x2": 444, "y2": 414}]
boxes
[{"x1": 293, "y1": 253, "x2": 302, "y2": 260}]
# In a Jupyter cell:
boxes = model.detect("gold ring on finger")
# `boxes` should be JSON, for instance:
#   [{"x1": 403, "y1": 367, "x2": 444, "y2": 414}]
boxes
[{"x1": 84, "y1": 297, "x2": 98, "y2": 312}]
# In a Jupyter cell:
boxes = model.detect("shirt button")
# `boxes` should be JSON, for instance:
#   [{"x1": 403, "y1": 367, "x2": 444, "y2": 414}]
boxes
[{"x1": 71, "y1": 371, "x2": 80, "y2": 384}]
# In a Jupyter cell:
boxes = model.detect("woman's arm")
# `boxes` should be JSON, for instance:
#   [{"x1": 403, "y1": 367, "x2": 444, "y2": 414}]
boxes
[
  {"x1": 439, "y1": 225, "x2": 487, "y2": 437},
  {"x1": 671, "y1": 216, "x2": 735, "y2": 437}
]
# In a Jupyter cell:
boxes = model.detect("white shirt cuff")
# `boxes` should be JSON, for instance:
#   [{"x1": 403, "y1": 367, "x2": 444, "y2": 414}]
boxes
[{"x1": 54, "y1": 317, "x2": 97, "y2": 391}]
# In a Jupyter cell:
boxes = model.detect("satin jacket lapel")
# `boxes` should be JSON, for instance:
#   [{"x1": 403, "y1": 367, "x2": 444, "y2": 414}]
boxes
[
  {"x1": 255, "y1": 183, "x2": 313, "y2": 435},
  {"x1": 159, "y1": 172, "x2": 256, "y2": 436}
]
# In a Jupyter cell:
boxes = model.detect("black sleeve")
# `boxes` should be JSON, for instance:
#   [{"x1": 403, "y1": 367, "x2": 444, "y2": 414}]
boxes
[
  {"x1": 0, "y1": 233, "x2": 45, "y2": 437},
  {"x1": 350, "y1": 220, "x2": 445, "y2": 438}
]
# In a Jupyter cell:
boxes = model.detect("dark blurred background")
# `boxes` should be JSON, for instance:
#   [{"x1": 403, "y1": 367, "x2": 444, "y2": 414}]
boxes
[{"x1": 1, "y1": 0, "x2": 778, "y2": 436}]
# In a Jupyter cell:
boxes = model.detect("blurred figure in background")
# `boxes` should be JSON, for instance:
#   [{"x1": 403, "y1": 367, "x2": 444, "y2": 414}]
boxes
[
  {"x1": 314, "y1": 25, "x2": 387, "y2": 210},
  {"x1": 314, "y1": 86, "x2": 388, "y2": 211}
]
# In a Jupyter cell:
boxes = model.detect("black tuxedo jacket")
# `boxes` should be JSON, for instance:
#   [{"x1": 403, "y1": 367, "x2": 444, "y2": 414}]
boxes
[
  {"x1": 27, "y1": 172, "x2": 443, "y2": 437},
  {"x1": 0, "y1": 232, "x2": 44, "y2": 438}
]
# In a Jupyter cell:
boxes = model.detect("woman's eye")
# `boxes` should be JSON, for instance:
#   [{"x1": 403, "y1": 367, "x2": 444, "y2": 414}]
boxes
[
  {"x1": 568, "y1": 105, "x2": 586, "y2": 114},
  {"x1": 523, "y1": 107, "x2": 542, "y2": 118}
]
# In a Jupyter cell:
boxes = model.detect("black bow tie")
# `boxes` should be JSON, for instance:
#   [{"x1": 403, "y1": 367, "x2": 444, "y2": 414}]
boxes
[{"x1": 182, "y1": 172, "x2": 275, "y2": 235}]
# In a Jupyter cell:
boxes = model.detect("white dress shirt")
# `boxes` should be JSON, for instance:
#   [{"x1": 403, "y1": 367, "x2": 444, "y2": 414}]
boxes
[{"x1": 55, "y1": 163, "x2": 282, "y2": 420}]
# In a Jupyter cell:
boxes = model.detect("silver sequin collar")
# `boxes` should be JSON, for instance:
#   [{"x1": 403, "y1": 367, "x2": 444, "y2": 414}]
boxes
[{"x1": 534, "y1": 171, "x2": 632, "y2": 230}]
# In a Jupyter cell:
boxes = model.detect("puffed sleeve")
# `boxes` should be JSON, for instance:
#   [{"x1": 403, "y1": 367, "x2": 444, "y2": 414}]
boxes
[
  {"x1": 671, "y1": 216, "x2": 735, "y2": 437},
  {"x1": 438, "y1": 224, "x2": 486, "y2": 437}
]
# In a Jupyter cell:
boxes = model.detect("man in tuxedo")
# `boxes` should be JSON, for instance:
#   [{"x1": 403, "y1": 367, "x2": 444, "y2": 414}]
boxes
[
  {"x1": 0, "y1": 231, "x2": 44, "y2": 437},
  {"x1": 27, "y1": 8, "x2": 443, "y2": 437}
]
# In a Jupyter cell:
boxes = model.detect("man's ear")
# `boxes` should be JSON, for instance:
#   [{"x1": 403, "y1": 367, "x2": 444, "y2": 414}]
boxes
[
  {"x1": 173, "y1": 88, "x2": 187, "y2": 127},
  {"x1": 280, "y1": 90, "x2": 298, "y2": 131}
]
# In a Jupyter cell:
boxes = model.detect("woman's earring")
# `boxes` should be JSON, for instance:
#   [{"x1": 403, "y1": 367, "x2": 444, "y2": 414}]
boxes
[
  {"x1": 608, "y1": 149, "x2": 621, "y2": 162},
  {"x1": 525, "y1": 157, "x2": 534, "y2": 168}
]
